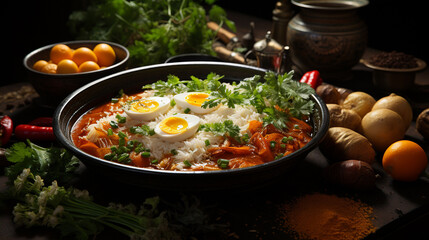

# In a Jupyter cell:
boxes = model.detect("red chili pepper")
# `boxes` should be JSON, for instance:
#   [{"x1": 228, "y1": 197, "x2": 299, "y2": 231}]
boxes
[
  {"x1": 15, "y1": 117, "x2": 55, "y2": 142},
  {"x1": 300, "y1": 70, "x2": 323, "y2": 89},
  {"x1": 0, "y1": 115, "x2": 13, "y2": 146},
  {"x1": 28, "y1": 117, "x2": 53, "y2": 127},
  {"x1": 15, "y1": 124, "x2": 56, "y2": 141}
]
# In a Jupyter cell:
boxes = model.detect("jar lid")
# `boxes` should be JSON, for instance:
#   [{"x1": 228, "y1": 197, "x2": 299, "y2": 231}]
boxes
[{"x1": 253, "y1": 31, "x2": 283, "y2": 54}]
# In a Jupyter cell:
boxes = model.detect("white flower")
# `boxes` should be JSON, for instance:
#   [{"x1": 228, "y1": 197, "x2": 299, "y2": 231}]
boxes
[
  {"x1": 47, "y1": 181, "x2": 59, "y2": 197},
  {"x1": 37, "y1": 191, "x2": 48, "y2": 207},
  {"x1": 53, "y1": 205, "x2": 64, "y2": 216},
  {"x1": 37, "y1": 205, "x2": 46, "y2": 218},
  {"x1": 32, "y1": 175, "x2": 44, "y2": 191},
  {"x1": 13, "y1": 203, "x2": 26, "y2": 225},
  {"x1": 25, "y1": 211, "x2": 38, "y2": 225},
  {"x1": 14, "y1": 168, "x2": 31, "y2": 193},
  {"x1": 72, "y1": 188, "x2": 90, "y2": 200},
  {"x1": 25, "y1": 193, "x2": 36, "y2": 205}
]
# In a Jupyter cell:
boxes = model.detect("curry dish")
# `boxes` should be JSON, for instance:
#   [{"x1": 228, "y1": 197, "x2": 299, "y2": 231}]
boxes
[{"x1": 71, "y1": 72, "x2": 315, "y2": 171}]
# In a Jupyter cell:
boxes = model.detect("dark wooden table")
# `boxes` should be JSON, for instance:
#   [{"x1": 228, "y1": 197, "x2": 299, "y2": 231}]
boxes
[{"x1": 2, "y1": 10, "x2": 429, "y2": 240}]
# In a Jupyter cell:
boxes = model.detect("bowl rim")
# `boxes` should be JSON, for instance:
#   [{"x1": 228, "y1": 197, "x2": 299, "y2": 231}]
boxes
[
  {"x1": 23, "y1": 40, "x2": 130, "y2": 76},
  {"x1": 291, "y1": 0, "x2": 369, "y2": 10},
  {"x1": 360, "y1": 58, "x2": 427, "y2": 73},
  {"x1": 54, "y1": 61, "x2": 329, "y2": 177}
]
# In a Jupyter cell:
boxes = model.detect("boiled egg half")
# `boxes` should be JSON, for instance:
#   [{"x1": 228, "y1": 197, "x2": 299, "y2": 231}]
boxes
[
  {"x1": 173, "y1": 92, "x2": 218, "y2": 114},
  {"x1": 155, "y1": 114, "x2": 201, "y2": 142},
  {"x1": 123, "y1": 97, "x2": 170, "y2": 121}
]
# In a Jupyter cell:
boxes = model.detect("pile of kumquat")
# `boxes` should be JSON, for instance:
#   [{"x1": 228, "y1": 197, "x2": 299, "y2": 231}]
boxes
[{"x1": 33, "y1": 43, "x2": 116, "y2": 74}]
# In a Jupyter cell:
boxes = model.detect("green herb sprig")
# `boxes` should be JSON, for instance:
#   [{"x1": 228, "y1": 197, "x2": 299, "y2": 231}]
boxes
[
  {"x1": 8, "y1": 168, "x2": 173, "y2": 240},
  {"x1": 143, "y1": 73, "x2": 224, "y2": 96},
  {"x1": 145, "y1": 71, "x2": 315, "y2": 130},
  {"x1": 69, "y1": 0, "x2": 234, "y2": 67},
  {"x1": 199, "y1": 120, "x2": 241, "y2": 143},
  {"x1": 4, "y1": 140, "x2": 80, "y2": 186}
]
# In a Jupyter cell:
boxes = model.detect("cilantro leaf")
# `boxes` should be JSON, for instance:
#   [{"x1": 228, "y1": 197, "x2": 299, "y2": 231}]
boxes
[
  {"x1": 201, "y1": 85, "x2": 244, "y2": 109},
  {"x1": 186, "y1": 73, "x2": 223, "y2": 92},
  {"x1": 199, "y1": 120, "x2": 241, "y2": 142},
  {"x1": 143, "y1": 74, "x2": 188, "y2": 96},
  {"x1": 4, "y1": 142, "x2": 31, "y2": 163},
  {"x1": 5, "y1": 140, "x2": 80, "y2": 186},
  {"x1": 144, "y1": 73, "x2": 224, "y2": 96}
]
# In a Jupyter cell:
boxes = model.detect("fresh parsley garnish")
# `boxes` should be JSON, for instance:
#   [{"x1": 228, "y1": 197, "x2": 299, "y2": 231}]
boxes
[
  {"x1": 144, "y1": 71, "x2": 315, "y2": 130},
  {"x1": 199, "y1": 120, "x2": 241, "y2": 143},
  {"x1": 201, "y1": 84, "x2": 244, "y2": 109},
  {"x1": 143, "y1": 73, "x2": 224, "y2": 96},
  {"x1": 143, "y1": 75, "x2": 188, "y2": 96}
]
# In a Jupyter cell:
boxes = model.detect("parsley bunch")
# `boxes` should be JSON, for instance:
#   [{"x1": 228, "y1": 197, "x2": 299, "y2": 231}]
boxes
[{"x1": 69, "y1": 0, "x2": 234, "y2": 67}]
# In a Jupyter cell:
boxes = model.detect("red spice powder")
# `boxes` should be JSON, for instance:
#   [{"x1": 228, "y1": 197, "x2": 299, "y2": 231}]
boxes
[{"x1": 280, "y1": 193, "x2": 376, "y2": 240}]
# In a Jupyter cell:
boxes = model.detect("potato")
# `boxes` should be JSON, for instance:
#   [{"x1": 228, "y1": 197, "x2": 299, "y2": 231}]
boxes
[
  {"x1": 327, "y1": 104, "x2": 361, "y2": 131},
  {"x1": 319, "y1": 127, "x2": 375, "y2": 164},
  {"x1": 372, "y1": 93, "x2": 413, "y2": 130},
  {"x1": 316, "y1": 84, "x2": 341, "y2": 104},
  {"x1": 341, "y1": 91, "x2": 376, "y2": 118},
  {"x1": 361, "y1": 108, "x2": 406, "y2": 152},
  {"x1": 324, "y1": 160, "x2": 376, "y2": 190}
]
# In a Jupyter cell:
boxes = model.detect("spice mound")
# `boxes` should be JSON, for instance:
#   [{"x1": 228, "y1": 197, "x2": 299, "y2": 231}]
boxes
[
  {"x1": 281, "y1": 193, "x2": 376, "y2": 240},
  {"x1": 369, "y1": 51, "x2": 418, "y2": 69}
]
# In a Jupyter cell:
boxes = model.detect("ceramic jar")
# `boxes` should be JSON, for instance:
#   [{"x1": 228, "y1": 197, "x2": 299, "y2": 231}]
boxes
[{"x1": 287, "y1": 0, "x2": 368, "y2": 80}]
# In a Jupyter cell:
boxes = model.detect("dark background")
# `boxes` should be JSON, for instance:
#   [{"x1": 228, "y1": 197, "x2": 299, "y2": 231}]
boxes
[{"x1": 4, "y1": 0, "x2": 428, "y2": 87}]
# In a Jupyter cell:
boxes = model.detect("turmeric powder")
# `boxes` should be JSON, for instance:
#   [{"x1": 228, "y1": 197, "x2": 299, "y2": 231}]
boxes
[{"x1": 280, "y1": 193, "x2": 376, "y2": 240}]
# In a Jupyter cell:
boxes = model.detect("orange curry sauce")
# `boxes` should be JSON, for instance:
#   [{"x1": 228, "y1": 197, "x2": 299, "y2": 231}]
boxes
[{"x1": 71, "y1": 93, "x2": 313, "y2": 171}]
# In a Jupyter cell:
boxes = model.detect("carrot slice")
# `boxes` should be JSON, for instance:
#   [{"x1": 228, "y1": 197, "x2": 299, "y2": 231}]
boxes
[
  {"x1": 250, "y1": 132, "x2": 274, "y2": 162},
  {"x1": 229, "y1": 155, "x2": 265, "y2": 168},
  {"x1": 79, "y1": 141, "x2": 100, "y2": 157},
  {"x1": 129, "y1": 152, "x2": 150, "y2": 167},
  {"x1": 248, "y1": 120, "x2": 263, "y2": 135}
]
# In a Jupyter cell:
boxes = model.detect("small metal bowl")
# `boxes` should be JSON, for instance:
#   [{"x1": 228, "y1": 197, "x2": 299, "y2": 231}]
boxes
[
  {"x1": 361, "y1": 58, "x2": 427, "y2": 92},
  {"x1": 23, "y1": 40, "x2": 129, "y2": 107}
]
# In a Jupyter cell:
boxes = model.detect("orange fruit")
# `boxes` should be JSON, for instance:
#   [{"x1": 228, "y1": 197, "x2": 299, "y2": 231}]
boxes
[
  {"x1": 57, "y1": 59, "x2": 79, "y2": 74},
  {"x1": 93, "y1": 43, "x2": 116, "y2": 67},
  {"x1": 33, "y1": 60, "x2": 49, "y2": 71},
  {"x1": 382, "y1": 140, "x2": 428, "y2": 182},
  {"x1": 50, "y1": 44, "x2": 73, "y2": 64},
  {"x1": 78, "y1": 61, "x2": 100, "y2": 73},
  {"x1": 72, "y1": 47, "x2": 98, "y2": 66},
  {"x1": 40, "y1": 63, "x2": 57, "y2": 74}
]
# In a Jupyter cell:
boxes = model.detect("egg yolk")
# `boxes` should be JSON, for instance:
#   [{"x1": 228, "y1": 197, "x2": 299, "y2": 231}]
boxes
[
  {"x1": 159, "y1": 117, "x2": 188, "y2": 134},
  {"x1": 185, "y1": 93, "x2": 210, "y2": 106},
  {"x1": 130, "y1": 99, "x2": 159, "y2": 113}
]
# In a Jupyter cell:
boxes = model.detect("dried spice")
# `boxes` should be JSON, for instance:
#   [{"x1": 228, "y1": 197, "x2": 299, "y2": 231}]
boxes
[
  {"x1": 369, "y1": 51, "x2": 418, "y2": 69},
  {"x1": 280, "y1": 193, "x2": 376, "y2": 240}
]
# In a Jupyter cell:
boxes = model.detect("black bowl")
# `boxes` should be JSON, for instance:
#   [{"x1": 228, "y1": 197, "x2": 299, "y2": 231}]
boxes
[
  {"x1": 54, "y1": 62, "x2": 329, "y2": 191},
  {"x1": 23, "y1": 40, "x2": 129, "y2": 107},
  {"x1": 165, "y1": 53, "x2": 222, "y2": 63}
]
